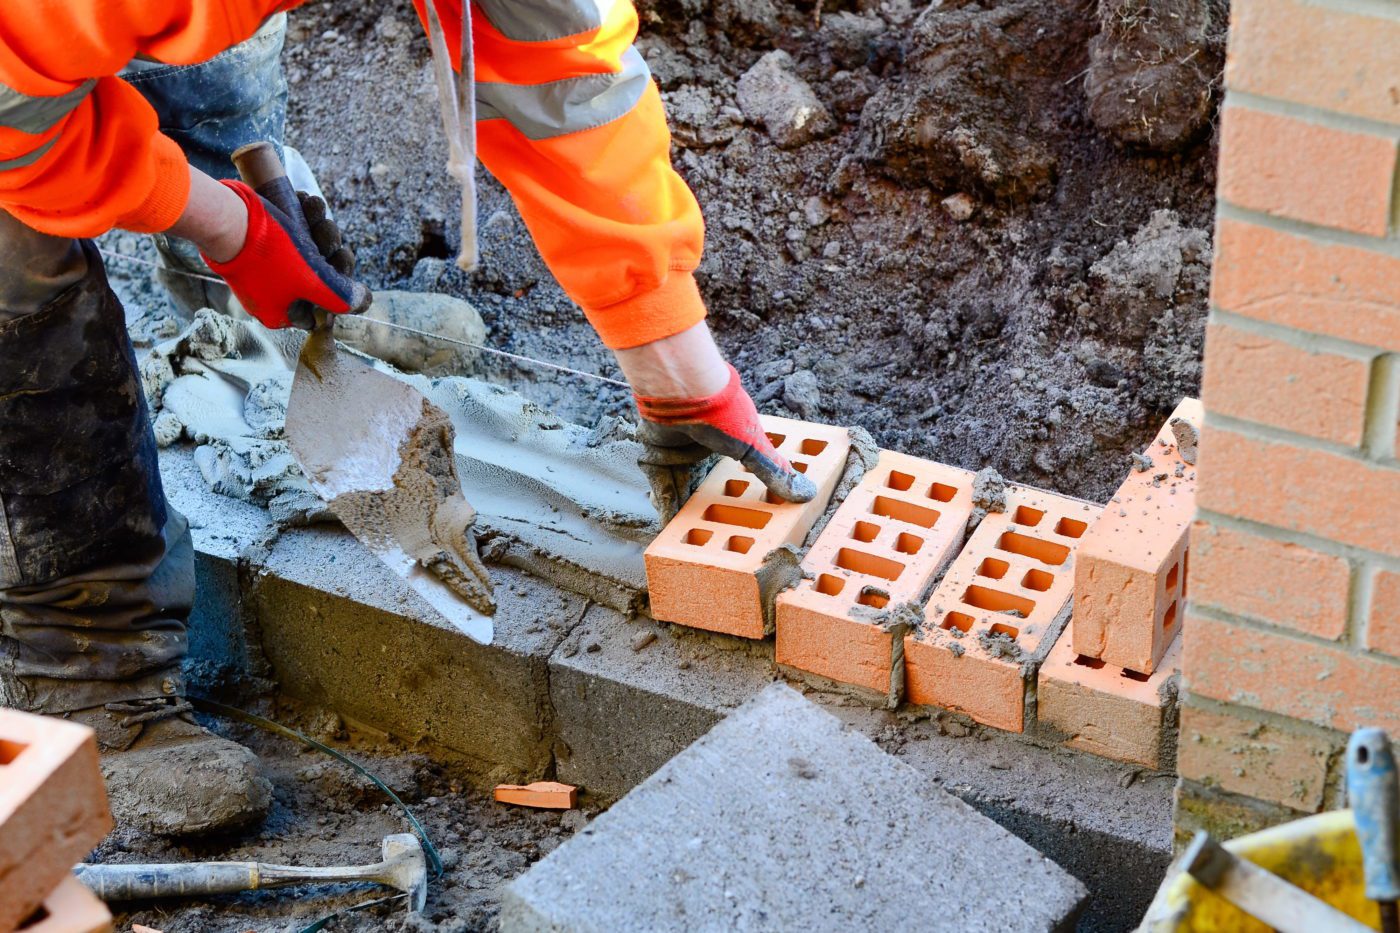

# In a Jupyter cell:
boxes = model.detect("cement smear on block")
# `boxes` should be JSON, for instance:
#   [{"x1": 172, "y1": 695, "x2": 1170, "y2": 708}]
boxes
[{"x1": 145, "y1": 308, "x2": 656, "y2": 614}]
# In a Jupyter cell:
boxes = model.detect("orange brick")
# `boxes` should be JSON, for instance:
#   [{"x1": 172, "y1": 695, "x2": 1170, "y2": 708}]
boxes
[
  {"x1": 1202, "y1": 323, "x2": 1372, "y2": 446},
  {"x1": 1190, "y1": 521, "x2": 1351, "y2": 640},
  {"x1": 1371, "y1": 568, "x2": 1400, "y2": 659},
  {"x1": 1038, "y1": 626, "x2": 1181, "y2": 768},
  {"x1": 1196, "y1": 426, "x2": 1400, "y2": 559},
  {"x1": 16, "y1": 874, "x2": 114, "y2": 933},
  {"x1": 1217, "y1": 107, "x2": 1397, "y2": 237},
  {"x1": 1211, "y1": 219, "x2": 1400, "y2": 353},
  {"x1": 0, "y1": 712, "x2": 114, "y2": 933},
  {"x1": 1226, "y1": 0, "x2": 1400, "y2": 128},
  {"x1": 645, "y1": 417, "x2": 851, "y2": 638},
  {"x1": 1177, "y1": 703, "x2": 1334, "y2": 812},
  {"x1": 1186, "y1": 612, "x2": 1400, "y2": 735},
  {"x1": 775, "y1": 452, "x2": 976, "y2": 697},
  {"x1": 1074, "y1": 399, "x2": 1199, "y2": 674},
  {"x1": 905, "y1": 485, "x2": 1102, "y2": 732},
  {"x1": 493, "y1": 781, "x2": 578, "y2": 809}
]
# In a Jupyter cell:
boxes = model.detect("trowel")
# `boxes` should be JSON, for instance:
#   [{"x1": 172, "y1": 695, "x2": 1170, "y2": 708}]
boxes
[{"x1": 231, "y1": 143, "x2": 495, "y2": 644}]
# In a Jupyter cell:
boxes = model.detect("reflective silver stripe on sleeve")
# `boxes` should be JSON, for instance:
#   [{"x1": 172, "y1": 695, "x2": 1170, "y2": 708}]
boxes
[
  {"x1": 476, "y1": 0, "x2": 616, "y2": 42},
  {"x1": 0, "y1": 79, "x2": 96, "y2": 135},
  {"x1": 475, "y1": 46, "x2": 648, "y2": 140},
  {"x1": 0, "y1": 134, "x2": 59, "y2": 171}
]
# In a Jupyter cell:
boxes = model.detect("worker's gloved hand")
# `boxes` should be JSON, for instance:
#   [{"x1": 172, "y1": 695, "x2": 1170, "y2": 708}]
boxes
[
  {"x1": 634, "y1": 364, "x2": 817, "y2": 525},
  {"x1": 203, "y1": 179, "x2": 370, "y2": 329}
]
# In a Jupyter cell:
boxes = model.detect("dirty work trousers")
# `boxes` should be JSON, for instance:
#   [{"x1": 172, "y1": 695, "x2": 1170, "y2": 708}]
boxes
[{"x1": 0, "y1": 17, "x2": 288, "y2": 714}]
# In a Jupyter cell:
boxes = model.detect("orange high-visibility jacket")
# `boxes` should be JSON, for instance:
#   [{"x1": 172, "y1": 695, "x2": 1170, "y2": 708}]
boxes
[{"x1": 0, "y1": 1, "x2": 704, "y2": 349}]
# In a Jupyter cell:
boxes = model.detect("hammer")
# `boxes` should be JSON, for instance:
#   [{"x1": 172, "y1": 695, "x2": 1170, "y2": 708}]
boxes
[
  {"x1": 1349, "y1": 728, "x2": 1400, "y2": 933},
  {"x1": 74, "y1": 833, "x2": 427, "y2": 914}
]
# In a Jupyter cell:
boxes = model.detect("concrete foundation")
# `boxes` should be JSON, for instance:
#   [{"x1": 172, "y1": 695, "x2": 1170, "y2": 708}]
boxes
[
  {"x1": 164, "y1": 443, "x2": 1173, "y2": 931},
  {"x1": 501, "y1": 684, "x2": 1088, "y2": 933}
]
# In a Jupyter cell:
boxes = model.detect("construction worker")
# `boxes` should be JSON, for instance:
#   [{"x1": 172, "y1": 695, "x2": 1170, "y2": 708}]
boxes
[{"x1": 0, "y1": 2, "x2": 812, "y2": 834}]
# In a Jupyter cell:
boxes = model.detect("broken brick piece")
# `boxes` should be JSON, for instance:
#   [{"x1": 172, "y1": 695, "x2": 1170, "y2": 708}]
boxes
[
  {"x1": 1073, "y1": 398, "x2": 1200, "y2": 674},
  {"x1": 1038, "y1": 625, "x2": 1182, "y2": 768},
  {"x1": 494, "y1": 781, "x2": 579, "y2": 810},
  {"x1": 775, "y1": 451, "x2": 975, "y2": 698},
  {"x1": 0, "y1": 711, "x2": 114, "y2": 933},
  {"x1": 904, "y1": 486, "x2": 1102, "y2": 732},
  {"x1": 645, "y1": 416, "x2": 852, "y2": 639},
  {"x1": 17, "y1": 874, "x2": 114, "y2": 933}
]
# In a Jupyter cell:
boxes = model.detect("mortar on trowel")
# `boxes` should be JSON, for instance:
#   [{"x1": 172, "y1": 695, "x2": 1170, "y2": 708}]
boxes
[{"x1": 230, "y1": 142, "x2": 495, "y2": 644}]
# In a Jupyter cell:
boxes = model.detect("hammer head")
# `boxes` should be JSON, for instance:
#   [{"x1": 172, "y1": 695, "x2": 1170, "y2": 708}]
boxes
[{"x1": 381, "y1": 833, "x2": 428, "y2": 913}]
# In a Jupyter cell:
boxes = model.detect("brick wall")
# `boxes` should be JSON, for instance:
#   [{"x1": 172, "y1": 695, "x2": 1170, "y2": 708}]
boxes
[{"x1": 1177, "y1": 0, "x2": 1400, "y2": 842}]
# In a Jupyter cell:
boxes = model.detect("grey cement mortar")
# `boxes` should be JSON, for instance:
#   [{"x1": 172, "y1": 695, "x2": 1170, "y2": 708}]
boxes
[{"x1": 501, "y1": 684, "x2": 1087, "y2": 933}]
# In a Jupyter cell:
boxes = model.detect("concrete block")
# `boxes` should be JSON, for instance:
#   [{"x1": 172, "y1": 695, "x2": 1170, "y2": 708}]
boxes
[
  {"x1": 250, "y1": 526, "x2": 587, "y2": 784},
  {"x1": 645, "y1": 417, "x2": 851, "y2": 639},
  {"x1": 17, "y1": 874, "x2": 113, "y2": 933},
  {"x1": 1073, "y1": 398, "x2": 1200, "y2": 674},
  {"x1": 549, "y1": 605, "x2": 774, "y2": 801},
  {"x1": 1037, "y1": 626, "x2": 1182, "y2": 768},
  {"x1": 906, "y1": 485, "x2": 1102, "y2": 732},
  {"x1": 502, "y1": 684, "x2": 1086, "y2": 933},
  {"x1": 775, "y1": 451, "x2": 974, "y2": 698},
  {"x1": 0, "y1": 713, "x2": 113, "y2": 933}
]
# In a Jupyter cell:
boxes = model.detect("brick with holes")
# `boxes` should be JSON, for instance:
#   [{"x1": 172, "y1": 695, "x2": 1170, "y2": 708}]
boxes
[
  {"x1": 1072, "y1": 398, "x2": 1201, "y2": 675},
  {"x1": 645, "y1": 416, "x2": 852, "y2": 638},
  {"x1": 1037, "y1": 625, "x2": 1182, "y2": 768},
  {"x1": 0, "y1": 711, "x2": 113, "y2": 933},
  {"x1": 16, "y1": 874, "x2": 113, "y2": 933},
  {"x1": 904, "y1": 486, "x2": 1102, "y2": 732},
  {"x1": 775, "y1": 451, "x2": 976, "y2": 701}
]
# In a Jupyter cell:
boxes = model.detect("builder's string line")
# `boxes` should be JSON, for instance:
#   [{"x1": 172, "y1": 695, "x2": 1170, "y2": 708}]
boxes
[{"x1": 96, "y1": 247, "x2": 632, "y2": 389}]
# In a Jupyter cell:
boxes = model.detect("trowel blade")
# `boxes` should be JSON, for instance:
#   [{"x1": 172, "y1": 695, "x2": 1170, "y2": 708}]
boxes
[{"x1": 284, "y1": 326, "x2": 493, "y2": 645}]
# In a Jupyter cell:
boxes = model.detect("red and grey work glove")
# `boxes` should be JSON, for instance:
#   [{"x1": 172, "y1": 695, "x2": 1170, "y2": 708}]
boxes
[
  {"x1": 634, "y1": 364, "x2": 817, "y2": 524},
  {"x1": 203, "y1": 179, "x2": 371, "y2": 329}
]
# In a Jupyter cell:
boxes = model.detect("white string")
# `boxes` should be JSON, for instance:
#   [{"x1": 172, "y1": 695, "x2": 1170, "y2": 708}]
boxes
[{"x1": 95, "y1": 246, "x2": 629, "y2": 389}]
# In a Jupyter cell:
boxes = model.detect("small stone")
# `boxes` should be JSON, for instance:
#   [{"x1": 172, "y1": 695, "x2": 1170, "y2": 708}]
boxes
[
  {"x1": 782, "y1": 370, "x2": 822, "y2": 420},
  {"x1": 1130, "y1": 452, "x2": 1153, "y2": 472},
  {"x1": 585, "y1": 641, "x2": 602, "y2": 654},
  {"x1": 736, "y1": 50, "x2": 836, "y2": 149},
  {"x1": 822, "y1": 241, "x2": 842, "y2": 259},
  {"x1": 941, "y1": 193, "x2": 976, "y2": 221},
  {"x1": 803, "y1": 196, "x2": 831, "y2": 227},
  {"x1": 631, "y1": 630, "x2": 658, "y2": 652}
]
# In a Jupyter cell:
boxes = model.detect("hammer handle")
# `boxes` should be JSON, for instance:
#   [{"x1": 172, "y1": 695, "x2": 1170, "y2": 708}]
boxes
[{"x1": 75, "y1": 861, "x2": 262, "y2": 900}]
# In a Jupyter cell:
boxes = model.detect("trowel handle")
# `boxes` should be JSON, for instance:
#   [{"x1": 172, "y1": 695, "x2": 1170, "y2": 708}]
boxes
[
  {"x1": 230, "y1": 141, "x2": 324, "y2": 331},
  {"x1": 1348, "y1": 728, "x2": 1400, "y2": 902},
  {"x1": 75, "y1": 861, "x2": 261, "y2": 901}
]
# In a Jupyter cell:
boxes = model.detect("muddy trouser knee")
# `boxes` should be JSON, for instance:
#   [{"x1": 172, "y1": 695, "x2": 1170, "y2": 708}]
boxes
[
  {"x1": 121, "y1": 14, "x2": 291, "y2": 316},
  {"x1": 0, "y1": 212, "x2": 193, "y2": 714}
]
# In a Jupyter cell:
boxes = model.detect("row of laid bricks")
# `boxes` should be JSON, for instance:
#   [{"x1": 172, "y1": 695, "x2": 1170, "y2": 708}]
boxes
[
  {"x1": 1, "y1": 710, "x2": 114, "y2": 933},
  {"x1": 645, "y1": 406, "x2": 1199, "y2": 768}
]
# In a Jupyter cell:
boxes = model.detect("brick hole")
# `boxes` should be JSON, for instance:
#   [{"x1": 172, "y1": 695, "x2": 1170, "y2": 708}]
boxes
[
  {"x1": 19, "y1": 905, "x2": 50, "y2": 926},
  {"x1": 989, "y1": 621, "x2": 1020, "y2": 640},
  {"x1": 726, "y1": 535, "x2": 755, "y2": 554},
  {"x1": 928, "y1": 482, "x2": 957, "y2": 503},
  {"x1": 815, "y1": 573, "x2": 846, "y2": 597},
  {"x1": 996, "y1": 531, "x2": 1069, "y2": 566},
  {"x1": 792, "y1": 461, "x2": 809, "y2": 473},
  {"x1": 800, "y1": 438, "x2": 829, "y2": 456},
  {"x1": 858, "y1": 586, "x2": 890, "y2": 609},
  {"x1": 0, "y1": 739, "x2": 27, "y2": 765},
  {"x1": 1054, "y1": 517, "x2": 1088, "y2": 538},
  {"x1": 871, "y1": 495, "x2": 940, "y2": 529},
  {"x1": 835, "y1": 547, "x2": 905, "y2": 581},
  {"x1": 1073, "y1": 654, "x2": 1107, "y2": 670},
  {"x1": 851, "y1": 521, "x2": 880, "y2": 543},
  {"x1": 977, "y1": 557, "x2": 1009, "y2": 580},
  {"x1": 766, "y1": 432, "x2": 787, "y2": 449},
  {"x1": 942, "y1": 611, "x2": 975, "y2": 633},
  {"x1": 962, "y1": 584, "x2": 1036, "y2": 618},
  {"x1": 702, "y1": 503, "x2": 772, "y2": 530},
  {"x1": 723, "y1": 479, "x2": 750, "y2": 498},
  {"x1": 1165, "y1": 561, "x2": 1180, "y2": 593},
  {"x1": 1162, "y1": 599, "x2": 1178, "y2": 631},
  {"x1": 1022, "y1": 569, "x2": 1055, "y2": 592},
  {"x1": 1012, "y1": 505, "x2": 1044, "y2": 527},
  {"x1": 1181, "y1": 549, "x2": 1190, "y2": 597},
  {"x1": 1121, "y1": 668, "x2": 1151, "y2": 683},
  {"x1": 683, "y1": 528, "x2": 713, "y2": 547},
  {"x1": 887, "y1": 470, "x2": 916, "y2": 491},
  {"x1": 894, "y1": 532, "x2": 924, "y2": 555}
]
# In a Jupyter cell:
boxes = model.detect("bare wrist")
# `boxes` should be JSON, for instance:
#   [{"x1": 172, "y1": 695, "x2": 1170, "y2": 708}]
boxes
[{"x1": 615, "y1": 321, "x2": 730, "y2": 399}]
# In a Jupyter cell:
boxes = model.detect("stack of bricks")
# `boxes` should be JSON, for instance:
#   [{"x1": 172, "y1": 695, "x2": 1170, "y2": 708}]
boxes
[
  {"x1": 1, "y1": 710, "x2": 114, "y2": 933},
  {"x1": 1176, "y1": 0, "x2": 1400, "y2": 841},
  {"x1": 1035, "y1": 399, "x2": 1199, "y2": 769}
]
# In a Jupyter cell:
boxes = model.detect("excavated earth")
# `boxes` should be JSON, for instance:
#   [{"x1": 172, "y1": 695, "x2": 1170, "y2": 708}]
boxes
[{"x1": 96, "y1": 0, "x2": 1226, "y2": 929}]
